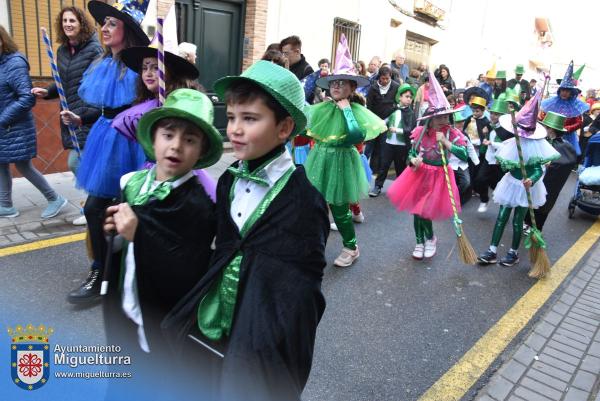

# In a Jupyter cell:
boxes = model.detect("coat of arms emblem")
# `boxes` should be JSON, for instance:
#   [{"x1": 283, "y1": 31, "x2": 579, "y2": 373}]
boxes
[{"x1": 8, "y1": 324, "x2": 53, "y2": 390}]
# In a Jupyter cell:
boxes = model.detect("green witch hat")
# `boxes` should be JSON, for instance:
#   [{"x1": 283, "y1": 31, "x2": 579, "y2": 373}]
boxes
[
  {"x1": 137, "y1": 89, "x2": 224, "y2": 169},
  {"x1": 540, "y1": 111, "x2": 567, "y2": 132},
  {"x1": 573, "y1": 64, "x2": 585, "y2": 81}
]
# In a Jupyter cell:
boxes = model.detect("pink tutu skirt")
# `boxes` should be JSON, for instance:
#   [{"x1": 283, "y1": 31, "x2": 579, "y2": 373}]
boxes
[{"x1": 387, "y1": 163, "x2": 461, "y2": 221}]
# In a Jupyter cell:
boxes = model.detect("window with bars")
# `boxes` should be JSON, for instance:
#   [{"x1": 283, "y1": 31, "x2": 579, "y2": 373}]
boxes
[
  {"x1": 331, "y1": 17, "x2": 361, "y2": 70},
  {"x1": 8, "y1": 0, "x2": 89, "y2": 78}
]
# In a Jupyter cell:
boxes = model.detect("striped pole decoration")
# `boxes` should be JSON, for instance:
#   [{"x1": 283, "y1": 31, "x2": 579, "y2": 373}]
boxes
[
  {"x1": 40, "y1": 28, "x2": 81, "y2": 158},
  {"x1": 156, "y1": 17, "x2": 166, "y2": 105}
]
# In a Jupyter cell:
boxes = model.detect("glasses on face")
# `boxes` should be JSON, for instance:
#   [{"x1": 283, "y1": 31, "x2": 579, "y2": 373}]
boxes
[{"x1": 329, "y1": 80, "x2": 347, "y2": 89}]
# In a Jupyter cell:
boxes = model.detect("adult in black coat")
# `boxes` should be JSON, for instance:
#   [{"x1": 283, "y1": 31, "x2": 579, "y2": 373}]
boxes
[
  {"x1": 366, "y1": 66, "x2": 400, "y2": 172},
  {"x1": 280, "y1": 35, "x2": 314, "y2": 81},
  {"x1": 162, "y1": 164, "x2": 329, "y2": 401},
  {"x1": 32, "y1": 6, "x2": 103, "y2": 172}
]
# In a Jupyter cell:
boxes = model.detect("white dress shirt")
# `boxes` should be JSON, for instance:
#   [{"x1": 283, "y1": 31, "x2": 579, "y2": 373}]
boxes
[{"x1": 230, "y1": 150, "x2": 295, "y2": 231}]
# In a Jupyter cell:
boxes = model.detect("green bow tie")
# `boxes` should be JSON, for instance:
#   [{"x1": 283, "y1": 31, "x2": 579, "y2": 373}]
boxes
[
  {"x1": 129, "y1": 169, "x2": 175, "y2": 206},
  {"x1": 227, "y1": 162, "x2": 270, "y2": 187}
]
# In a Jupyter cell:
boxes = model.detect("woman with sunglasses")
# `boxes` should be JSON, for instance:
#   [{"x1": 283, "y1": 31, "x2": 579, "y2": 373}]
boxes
[{"x1": 304, "y1": 35, "x2": 385, "y2": 267}]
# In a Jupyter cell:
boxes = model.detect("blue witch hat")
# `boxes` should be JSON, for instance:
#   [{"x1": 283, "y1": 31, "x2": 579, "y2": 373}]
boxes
[
  {"x1": 88, "y1": 0, "x2": 151, "y2": 46},
  {"x1": 557, "y1": 60, "x2": 580, "y2": 95}
]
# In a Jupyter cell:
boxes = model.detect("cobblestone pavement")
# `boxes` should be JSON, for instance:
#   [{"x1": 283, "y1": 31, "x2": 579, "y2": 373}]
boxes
[{"x1": 475, "y1": 244, "x2": 600, "y2": 401}]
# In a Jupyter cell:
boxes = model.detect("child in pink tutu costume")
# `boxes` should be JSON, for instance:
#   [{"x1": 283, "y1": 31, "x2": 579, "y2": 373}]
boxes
[{"x1": 387, "y1": 73, "x2": 468, "y2": 260}]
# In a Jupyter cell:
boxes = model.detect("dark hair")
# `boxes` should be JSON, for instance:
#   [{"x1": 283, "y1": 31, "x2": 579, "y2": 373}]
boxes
[
  {"x1": 54, "y1": 6, "x2": 95, "y2": 45},
  {"x1": 446, "y1": 94, "x2": 456, "y2": 104},
  {"x1": 436, "y1": 64, "x2": 451, "y2": 80},
  {"x1": 224, "y1": 80, "x2": 291, "y2": 125},
  {"x1": 0, "y1": 25, "x2": 18, "y2": 53},
  {"x1": 261, "y1": 49, "x2": 288, "y2": 68},
  {"x1": 280, "y1": 35, "x2": 302, "y2": 50},
  {"x1": 470, "y1": 104, "x2": 485, "y2": 111},
  {"x1": 134, "y1": 60, "x2": 194, "y2": 104},
  {"x1": 378, "y1": 66, "x2": 392, "y2": 77},
  {"x1": 93, "y1": 22, "x2": 145, "y2": 78},
  {"x1": 357, "y1": 60, "x2": 367, "y2": 76},
  {"x1": 264, "y1": 43, "x2": 281, "y2": 53},
  {"x1": 318, "y1": 58, "x2": 330, "y2": 66},
  {"x1": 151, "y1": 117, "x2": 208, "y2": 156},
  {"x1": 410, "y1": 69, "x2": 420, "y2": 79}
]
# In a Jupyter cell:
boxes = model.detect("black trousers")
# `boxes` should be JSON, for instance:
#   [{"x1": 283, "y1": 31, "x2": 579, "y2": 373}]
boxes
[
  {"x1": 365, "y1": 133, "x2": 386, "y2": 173},
  {"x1": 83, "y1": 195, "x2": 113, "y2": 269},
  {"x1": 453, "y1": 168, "x2": 471, "y2": 206},
  {"x1": 473, "y1": 160, "x2": 503, "y2": 203},
  {"x1": 375, "y1": 143, "x2": 408, "y2": 188}
]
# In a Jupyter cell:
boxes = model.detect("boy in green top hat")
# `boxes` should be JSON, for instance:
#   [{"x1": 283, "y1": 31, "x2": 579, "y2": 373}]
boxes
[
  {"x1": 101, "y1": 88, "x2": 223, "y2": 398},
  {"x1": 370, "y1": 83, "x2": 417, "y2": 197},
  {"x1": 507, "y1": 64, "x2": 530, "y2": 105},
  {"x1": 162, "y1": 60, "x2": 330, "y2": 401},
  {"x1": 473, "y1": 96, "x2": 515, "y2": 213},
  {"x1": 524, "y1": 111, "x2": 577, "y2": 231}
]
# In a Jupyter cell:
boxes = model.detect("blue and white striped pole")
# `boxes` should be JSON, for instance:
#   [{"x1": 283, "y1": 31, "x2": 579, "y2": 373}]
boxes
[{"x1": 40, "y1": 27, "x2": 81, "y2": 159}]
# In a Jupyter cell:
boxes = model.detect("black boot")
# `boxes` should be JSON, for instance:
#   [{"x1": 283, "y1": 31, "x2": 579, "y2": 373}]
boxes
[{"x1": 67, "y1": 270, "x2": 102, "y2": 304}]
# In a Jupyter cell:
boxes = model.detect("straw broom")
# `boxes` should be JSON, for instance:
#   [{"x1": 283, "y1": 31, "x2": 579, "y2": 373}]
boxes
[
  {"x1": 438, "y1": 139, "x2": 477, "y2": 265},
  {"x1": 508, "y1": 75, "x2": 551, "y2": 278}
]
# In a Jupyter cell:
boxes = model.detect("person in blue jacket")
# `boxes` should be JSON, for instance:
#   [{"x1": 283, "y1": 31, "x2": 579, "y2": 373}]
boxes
[{"x1": 0, "y1": 25, "x2": 67, "y2": 219}]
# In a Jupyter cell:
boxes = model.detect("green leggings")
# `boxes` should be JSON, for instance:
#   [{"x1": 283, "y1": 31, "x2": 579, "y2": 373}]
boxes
[
  {"x1": 414, "y1": 215, "x2": 433, "y2": 244},
  {"x1": 491, "y1": 206, "x2": 528, "y2": 250},
  {"x1": 330, "y1": 203, "x2": 357, "y2": 250}
]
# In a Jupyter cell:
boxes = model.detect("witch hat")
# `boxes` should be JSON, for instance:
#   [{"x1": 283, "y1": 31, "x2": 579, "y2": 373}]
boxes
[
  {"x1": 485, "y1": 62, "x2": 497, "y2": 79},
  {"x1": 316, "y1": 34, "x2": 369, "y2": 89},
  {"x1": 573, "y1": 64, "x2": 585, "y2": 85},
  {"x1": 499, "y1": 87, "x2": 546, "y2": 139},
  {"x1": 417, "y1": 69, "x2": 455, "y2": 121},
  {"x1": 557, "y1": 61, "x2": 581, "y2": 95},
  {"x1": 88, "y1": 0, "x2": 150, "y2": 46},
  {"x1": 121, "y1": 5, "x2": 199, "y2": 79}
]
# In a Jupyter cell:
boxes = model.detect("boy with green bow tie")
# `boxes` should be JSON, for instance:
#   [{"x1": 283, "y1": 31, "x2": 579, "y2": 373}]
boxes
[
  {"x1": 162, "y1": 61, "x2": 330, "y2": 401},
  {"x1": 101, "y1": 89, "x2": 222, "y2": 398}
]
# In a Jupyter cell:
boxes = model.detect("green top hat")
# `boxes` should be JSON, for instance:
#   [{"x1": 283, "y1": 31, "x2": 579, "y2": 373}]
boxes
[
  {"x1": 395, "y1": 83, "x2": 416, "y2": 103},
  {"x1": 515, "y1": 65, "x2": 525, "y2": 75},
  {"x1": 214, "y1": 60, "x2": 306, "y2": 136},
  {"x1": 453, "y1": 108, "x2": 467, "y2": 123},
  {"x1": 137, "y1": 89, "x2": 224, "y2": 169},
  {"x1": 540, "y1": 111, "x2": 567, "y2": 132},
  {"x1": 495, "y1": 70, "x2": 507, "y2": 80},
  {"x1": 503, "y1": 88, "x2": 520, "y2": 108},
  {"x1": 489, "y1": 98, "x2": 509, "y2": 114}
]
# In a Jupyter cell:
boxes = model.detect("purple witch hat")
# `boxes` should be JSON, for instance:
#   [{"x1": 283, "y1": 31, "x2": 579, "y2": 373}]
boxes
[
  {"x1": 316, "y1": 34, "x2": 370, "y2": 89},
  {"x1": 417, "y1": 70, "x2": 454, "y2": 121},
  {"x1": 499, "y1": 88, "x2": 547, "y2": 139}
]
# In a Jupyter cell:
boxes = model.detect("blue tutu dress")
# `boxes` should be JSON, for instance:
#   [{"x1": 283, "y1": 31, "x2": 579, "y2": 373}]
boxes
[{"x1": 76, "y1": 57, "x2": 146, "y2": 198}]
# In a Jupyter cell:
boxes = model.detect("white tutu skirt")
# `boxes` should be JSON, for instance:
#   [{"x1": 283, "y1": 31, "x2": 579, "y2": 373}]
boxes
[{"x1": 493, "y1": 173, "x2": 547, "y2": 208}]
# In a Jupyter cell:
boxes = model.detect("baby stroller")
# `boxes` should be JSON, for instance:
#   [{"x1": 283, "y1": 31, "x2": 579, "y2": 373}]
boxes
[{"x1": 568, "y1": 133, "x2": 600, "y2": 218}]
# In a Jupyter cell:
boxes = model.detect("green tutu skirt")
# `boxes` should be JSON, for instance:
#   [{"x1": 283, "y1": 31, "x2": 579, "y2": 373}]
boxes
[
  {"x1": 306, "y1": 101, "x2": 386, "y2": 143},
  {"x1": 304, "y1": 142, "x2": 369, "y2": 205}
]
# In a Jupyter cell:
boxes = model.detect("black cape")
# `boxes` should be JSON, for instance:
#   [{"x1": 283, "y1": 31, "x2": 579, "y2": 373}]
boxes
[
  {"x1": 103, "y1": 177, "x2": 215, "y2": 365},
  {"x1": 162, "y1": 165, "x2": 329, "y2": 401}
]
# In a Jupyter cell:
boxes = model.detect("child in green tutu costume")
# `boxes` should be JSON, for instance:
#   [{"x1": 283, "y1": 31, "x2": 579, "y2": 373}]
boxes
[{"x1": 304, "y1": 34, "x2": 386, "y2": 267}]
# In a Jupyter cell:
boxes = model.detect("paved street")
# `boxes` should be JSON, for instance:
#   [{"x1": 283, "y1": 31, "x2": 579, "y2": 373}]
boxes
[{"x1": 1, "y1": 168, "x2": 599, "y2": 401}]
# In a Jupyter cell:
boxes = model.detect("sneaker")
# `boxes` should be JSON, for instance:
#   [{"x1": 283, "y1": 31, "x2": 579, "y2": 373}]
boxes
[
  {"x1": 0, "y1": 206, "x2": 19, "y2": 218},
  {"x1": 412, "y1": 244, "x2": 425, "y2": 260},
  {"x1": 500, "y1": 250, "x2": 520, "y2": 267},
  {"x1": 523, "y1": 224, "x2": 531, "y2": 236},
  {"x1": 477, "y1": 202, "x2": 488, "y2": 213},
  {"x1": 424, "y1": 236, "x2": 437, "y2": 258},
  {"x1": 368, "y1": 186, "x2": 382, "y2": 197},
  {"x1": 330, "y1": 222, "x2": 338, "y2": 231},
  {"x1": 334, "y1": 246, "x2": 359, "y2": 267},
  {"x1": 73, "y1": 215, "x2": 87, "y2": 226},
  {"x1": 478, "y1": 249, "x2": 497, "y2": 265},
  {"x1": 41, "y1": 196, "x2": 67, "y2": 219},
  {"x1": 352, "y1": 211, "x2": 365, "y2": 223}
]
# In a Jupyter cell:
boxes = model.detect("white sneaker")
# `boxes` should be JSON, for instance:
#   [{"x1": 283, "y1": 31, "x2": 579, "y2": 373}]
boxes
[
  {"x1": 424, "y1": 236, "x2": 437, "y2": 258},
  {"x1": 477, "y1": 202, "x2": 488, "y2": 213},
  {"x1": 412, "y1": 244, "x2": 425, "y2": 260},
  {"x1": 330, "y1": 222, "x2": 338, "y2": 231},
  {"x1": 352, "y1": 211, "x2": 365, "y2": 223},
  {"x1": 334, "y1": 246, "x2": 359, "y2": 267},
  {"x1": 73, "y1": 215, "x2": 87, "y2": 226}
]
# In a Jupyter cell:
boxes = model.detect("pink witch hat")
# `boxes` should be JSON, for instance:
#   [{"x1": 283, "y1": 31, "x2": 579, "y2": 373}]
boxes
[
  {"x1": 417, "y1": 70, "x2": 454, "y2": 121},
  {"x1": 316, "y1": 34, "x2": 370, "y2": 89},
  {"x1": 499, "y1": 87, "x2": 547, "y2": 139}
]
